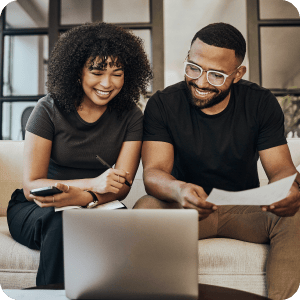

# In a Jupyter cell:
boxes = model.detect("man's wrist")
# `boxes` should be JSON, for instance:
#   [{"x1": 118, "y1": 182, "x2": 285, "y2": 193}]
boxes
[{"x1": 172, "y1": 180, "x2": 188, "y2": 204}]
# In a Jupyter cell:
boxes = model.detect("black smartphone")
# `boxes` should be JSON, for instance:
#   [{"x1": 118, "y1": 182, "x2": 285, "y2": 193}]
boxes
[{"x1": 30, "y1": 186, "x2": 63, "y2": 196}]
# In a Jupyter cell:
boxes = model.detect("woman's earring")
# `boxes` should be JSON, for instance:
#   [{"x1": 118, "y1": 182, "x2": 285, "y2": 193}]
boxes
[{"x1": 77, "y1": 79, "x2": 81, "y2": 85}]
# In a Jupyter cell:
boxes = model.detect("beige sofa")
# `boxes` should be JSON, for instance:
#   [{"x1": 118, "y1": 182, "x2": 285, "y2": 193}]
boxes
[{"x1": 1, "y1": 139, "x2": 300, "y2": 296}]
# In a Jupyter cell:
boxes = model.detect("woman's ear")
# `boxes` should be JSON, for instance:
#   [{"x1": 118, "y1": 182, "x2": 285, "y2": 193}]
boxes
[
  {"x1": 233, "y1": 66, "x2": 247, "y2": 84},
  {"x1": 77, "y1": 70, "x2": 83, "y2": 85}
]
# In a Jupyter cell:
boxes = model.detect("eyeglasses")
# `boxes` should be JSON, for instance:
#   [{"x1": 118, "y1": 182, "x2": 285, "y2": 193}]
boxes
[{"x1": 184, "y1": 61, "x2": 240, "y2": 87}]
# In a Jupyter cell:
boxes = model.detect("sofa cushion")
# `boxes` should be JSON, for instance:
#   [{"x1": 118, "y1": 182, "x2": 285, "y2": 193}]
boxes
[
  {"x1": 122, "y1": 162, "x2": 146, "y2": 209},
  {"x1": 198, "y1": 238, "x2": 269, "y2": 274},
  {"x1": 198, "y1": 238, "x2": 269, "y2": 296},
  {"x1": 0, "y1": 217, "x2": 39, "y2": 273}
]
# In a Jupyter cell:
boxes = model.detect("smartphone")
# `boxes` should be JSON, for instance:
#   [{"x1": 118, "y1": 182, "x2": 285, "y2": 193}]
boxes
[{"x1": 30, "y1": 186, "x2": 63, "y2": 196}]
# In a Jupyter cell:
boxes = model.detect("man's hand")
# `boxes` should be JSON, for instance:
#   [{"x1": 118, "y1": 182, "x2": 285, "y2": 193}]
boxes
[
  {"x1": 177, "y1": 183, "x2": 218, "y2": 220},
  {"x1": 261, "y1": 183, "x2": 300, "y2": 217},
  {"x1": 259, "y1": 145, "x2": 300, "y2": 217}
]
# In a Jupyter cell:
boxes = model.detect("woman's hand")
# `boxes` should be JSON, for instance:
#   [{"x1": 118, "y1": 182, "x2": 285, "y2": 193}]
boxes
[
  {"x1": 90, "y1": 168, "x2": 130, "y2": 194},
  {"x1": 29, "y1": 183, "x2": 93, "y2": 208}
]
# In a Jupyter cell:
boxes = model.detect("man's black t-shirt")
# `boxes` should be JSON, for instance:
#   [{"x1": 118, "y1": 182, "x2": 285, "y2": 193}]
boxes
[{"x1": 143, "y1": 80, "x2": 286, "y2": 195}]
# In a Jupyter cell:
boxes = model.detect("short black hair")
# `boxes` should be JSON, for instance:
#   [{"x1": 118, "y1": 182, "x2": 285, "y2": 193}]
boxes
[
  {"x1": 191, "y1": 22, "x2": 246, "y2": 62},
  {"x1": 47, "y1": 22, "x2": 152, "y2": 115}
]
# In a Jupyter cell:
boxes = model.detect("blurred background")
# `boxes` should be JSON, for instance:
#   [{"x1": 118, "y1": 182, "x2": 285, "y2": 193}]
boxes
[{"x1": 0, "y1": 0, "x2": 299, "y2": 140}]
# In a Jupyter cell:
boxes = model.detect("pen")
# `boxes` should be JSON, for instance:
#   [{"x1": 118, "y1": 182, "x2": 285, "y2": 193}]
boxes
[{"x1": 96, "y1": 155, "x2": 131, "y2": 187}]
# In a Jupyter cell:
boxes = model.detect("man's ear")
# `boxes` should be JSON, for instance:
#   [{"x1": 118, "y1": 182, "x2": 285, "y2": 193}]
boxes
[
  {"x1": 233, "y1": 66, "x2": 247, "y2": 84},
  {"x1": 186, "y1": 50, "x2": 190, "y2": 60}
]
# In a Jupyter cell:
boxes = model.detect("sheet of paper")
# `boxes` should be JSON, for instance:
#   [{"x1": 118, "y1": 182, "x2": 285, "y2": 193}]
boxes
[
  {"x1": 55, "y1": 200, "x2": 124, "y2": 212},
  {"x1": 93, "y1": 200, "x2": 124, "y2": 210},
  {"x1": 3, "y1": 289, "x2": 68, "y2": 300},
  {"x1": 55, "y1": 205, "x2": 81, "y2": 212},
  {"x1": 206, "y1": 173, "x2": 297, "y2": 206}
]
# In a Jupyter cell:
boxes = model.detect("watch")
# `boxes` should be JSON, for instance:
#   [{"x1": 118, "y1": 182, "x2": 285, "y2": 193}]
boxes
[{"x1": 82, "y1": 190, "x2": 99, "y2": 209}]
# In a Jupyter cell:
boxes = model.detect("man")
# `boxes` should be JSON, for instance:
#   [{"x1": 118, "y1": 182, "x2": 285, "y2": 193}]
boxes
[{"x1": 134, "y1": 23, "x2": 300, "y2": 300}]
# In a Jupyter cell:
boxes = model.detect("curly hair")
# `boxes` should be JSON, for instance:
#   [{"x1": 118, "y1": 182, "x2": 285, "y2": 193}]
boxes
[
  {"x1": 191, "y1": 22, "x2": 246, "y2": 63},
  {"x1": 47, "y1": 22, "x2": 153, "y2": 115}
]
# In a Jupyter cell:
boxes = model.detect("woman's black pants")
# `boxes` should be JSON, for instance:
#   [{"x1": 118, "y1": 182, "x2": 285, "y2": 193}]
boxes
[{"x1": 7, "y1": 189, "x2": 64, "y2": 286}]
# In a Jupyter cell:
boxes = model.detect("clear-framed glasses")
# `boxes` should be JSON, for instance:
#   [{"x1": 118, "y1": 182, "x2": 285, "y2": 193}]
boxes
[{"x1": 184, "y1": 61, "x2": 240, "y2": 87}]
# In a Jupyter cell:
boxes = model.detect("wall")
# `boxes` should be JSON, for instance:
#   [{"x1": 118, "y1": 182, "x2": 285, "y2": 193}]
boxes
[{"x1": 163, "y1": 0, "x2": 249, "y2": 88}]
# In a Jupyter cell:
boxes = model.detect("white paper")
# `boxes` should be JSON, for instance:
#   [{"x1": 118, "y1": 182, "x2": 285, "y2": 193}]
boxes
[
  {"x1": 55, "y1": 200, "x2": 124, "y2": 212},
  {"x1": 206, "y1": 174, "x2": 297, "y2": 206},
  {"x1": 55, "y1": 205, "x2": 81, "y2": 212},
  {"x1": 3, "y1": 289, "x2": 68, "y2": 300},
  {"x1": 93, "y1": 200, "x2": 125, "y2": 210}
]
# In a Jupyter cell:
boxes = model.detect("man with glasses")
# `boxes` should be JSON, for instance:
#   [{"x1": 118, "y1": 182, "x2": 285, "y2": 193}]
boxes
[{"x1": 135, "y1": 22, "x2": 300, "y2": 300}]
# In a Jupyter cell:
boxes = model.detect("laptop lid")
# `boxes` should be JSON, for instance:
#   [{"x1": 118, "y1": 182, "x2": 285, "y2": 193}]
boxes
[{"x1": 63, "y1": 209, "x2": 198, "y2": 300}]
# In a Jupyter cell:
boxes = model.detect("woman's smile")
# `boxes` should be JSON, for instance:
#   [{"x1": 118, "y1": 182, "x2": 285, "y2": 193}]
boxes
[
  {"x1": 81, "y1": 56, "x2": 124, "y2": 108},
  {"x1": 94, "y1": 88, "x2": 113, "y2": 98}
]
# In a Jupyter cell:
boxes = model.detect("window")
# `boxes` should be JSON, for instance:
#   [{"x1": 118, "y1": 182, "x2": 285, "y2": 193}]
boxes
[
  {"x1": 0, "y1": 0, "x2": 164, "y2": 140},
  {"x1": 246, "y1": 0, "x2": 300, "y2": 137}
]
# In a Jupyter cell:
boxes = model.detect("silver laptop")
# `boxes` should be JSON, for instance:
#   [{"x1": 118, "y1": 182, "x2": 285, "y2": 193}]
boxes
[{"x1": 63, "y1": 209, "x2": 198, "y2": 300}]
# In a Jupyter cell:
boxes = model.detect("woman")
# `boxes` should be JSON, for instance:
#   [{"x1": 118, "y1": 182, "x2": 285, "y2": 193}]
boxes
[{"x1": 6, "y1": 22, "x2": 152, "y2": 286}]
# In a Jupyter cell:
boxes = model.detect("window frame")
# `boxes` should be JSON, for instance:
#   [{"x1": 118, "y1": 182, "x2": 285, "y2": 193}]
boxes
[
  {"x1": 0, "y1": 0, "x2": 164, "y2": 140},
  {"x1": 246, "y1": 0, "x2": 300, "y2": 96}
]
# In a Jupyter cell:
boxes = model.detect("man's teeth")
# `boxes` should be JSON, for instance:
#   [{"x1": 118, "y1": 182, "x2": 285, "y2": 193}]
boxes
[
  {"x1": 95, "y1": 89, "x2": 110, "y2": 95},
  {"x1": 195, "y1": 89, "x2": 212, "y2": 95}
]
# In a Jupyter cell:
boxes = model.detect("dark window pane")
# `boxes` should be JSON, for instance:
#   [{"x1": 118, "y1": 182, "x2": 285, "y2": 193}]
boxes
[
  {"x1": 260, "y1": 27, "x2": 300, "y2": 89},
  {"x1": 259, "y1": 0, "x2": 300, "y2": 19},
  {"x1": 2, "y1": 102, "x2": 37, "y2": 140},
  {"x1": 5, "y1": 0, "x2": 48, "y2": 28},
  {"x1": 3, "y1": 35, "x2": 48, "y2": 96},
  {"x1": 103, "y1": 0, "x2": 150, "y2": 23},
  {"x1": 61, "y1": 0, "x2": 92, "y2": 25}
]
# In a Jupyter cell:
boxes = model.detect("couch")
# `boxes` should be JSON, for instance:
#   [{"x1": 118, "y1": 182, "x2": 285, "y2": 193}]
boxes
[{"x1": 1, "y1": 139, "x2": 300, "y2": 296}]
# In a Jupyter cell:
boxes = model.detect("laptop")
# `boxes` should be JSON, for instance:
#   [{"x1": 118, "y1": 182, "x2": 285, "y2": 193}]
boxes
[{"x1": 63, "y1": 209, "x2": 198, "y2": 300}]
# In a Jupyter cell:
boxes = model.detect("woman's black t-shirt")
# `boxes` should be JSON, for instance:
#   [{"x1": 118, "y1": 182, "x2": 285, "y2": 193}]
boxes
[{"x1": 26, "y1": 94, "x2": 143, "y2": 180}]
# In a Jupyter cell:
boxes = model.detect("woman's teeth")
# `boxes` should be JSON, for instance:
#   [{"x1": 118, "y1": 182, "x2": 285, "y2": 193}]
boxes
[{"x1": 95, "y1": 89, "x2": 110, "y2": 96}]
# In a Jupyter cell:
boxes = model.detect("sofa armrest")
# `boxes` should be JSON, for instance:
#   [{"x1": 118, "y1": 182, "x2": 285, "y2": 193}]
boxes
[
  {"x1": 0, "y1": 141, "x2": 24, "y2": 216},
  {"x1": 258, "y1": 138, "x2": 300, "y2": 186}
]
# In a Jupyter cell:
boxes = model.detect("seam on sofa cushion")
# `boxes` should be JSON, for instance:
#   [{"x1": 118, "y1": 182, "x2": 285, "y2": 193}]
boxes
[
  {"x1": 198, "y1": 271, "x2": 267, "y2": 275},
  {"x1": 0, "y1": 269, "x2": 37, "y2": 273}
]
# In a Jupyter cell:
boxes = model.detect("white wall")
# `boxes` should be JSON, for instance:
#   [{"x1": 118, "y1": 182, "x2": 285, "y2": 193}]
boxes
[{"x1": 163, "y1": 0, "x2": 249, "y2": 87}]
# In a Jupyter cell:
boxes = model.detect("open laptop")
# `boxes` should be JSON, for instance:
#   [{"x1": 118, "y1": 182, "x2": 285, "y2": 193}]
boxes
[{"x1": 63, "y1": 209, "x2": 198, "y2": 300}]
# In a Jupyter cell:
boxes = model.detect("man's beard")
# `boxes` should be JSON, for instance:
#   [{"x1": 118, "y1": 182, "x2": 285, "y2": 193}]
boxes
[{"x1": 185, "y1": 80, "x2": 233, "y2": 110}]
